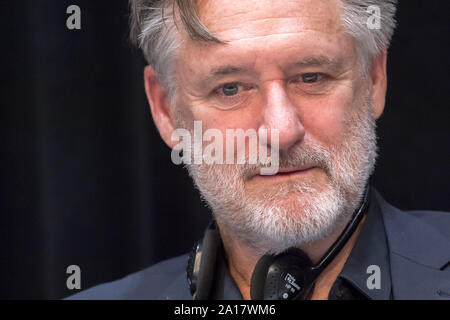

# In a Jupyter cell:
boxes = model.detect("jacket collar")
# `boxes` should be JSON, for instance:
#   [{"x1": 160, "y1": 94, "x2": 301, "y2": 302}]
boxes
[{"x1": 375, "y1": 189, "x2": 450, "y2": 299}]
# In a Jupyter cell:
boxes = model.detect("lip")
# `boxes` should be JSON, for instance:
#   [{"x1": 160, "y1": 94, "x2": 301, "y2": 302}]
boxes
[
  {"x1": 275, "y1": 165, "x2": 316, "y2": 174},
  {"x1": 255, "y1": 165, "x2": 317, "y2": 178}
]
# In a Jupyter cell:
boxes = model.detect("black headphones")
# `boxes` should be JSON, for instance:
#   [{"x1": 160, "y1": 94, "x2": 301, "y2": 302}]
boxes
[{"x1": 187, "y1": 186, "x2": 370, "y2": 300}]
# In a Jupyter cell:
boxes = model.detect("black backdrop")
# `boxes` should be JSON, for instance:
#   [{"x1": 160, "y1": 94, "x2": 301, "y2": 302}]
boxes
[{"x1": 1, "y1": 0, "x2": 449, "y2": 299}]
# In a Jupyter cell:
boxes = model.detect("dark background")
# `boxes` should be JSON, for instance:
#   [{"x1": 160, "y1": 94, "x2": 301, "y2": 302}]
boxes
[{"x1": 0, "y1": 0, "x2": 449, "y2": 299}]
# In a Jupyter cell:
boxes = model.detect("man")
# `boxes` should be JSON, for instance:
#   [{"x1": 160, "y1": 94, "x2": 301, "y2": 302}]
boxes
[{"x1": 69, "y1": 0, "x2": 450, "y2": 300}]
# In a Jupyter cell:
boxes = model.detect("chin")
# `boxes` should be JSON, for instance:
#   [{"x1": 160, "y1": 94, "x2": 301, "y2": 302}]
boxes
[
  {"x1": 233, "y1": 181, "x2": 347, "y2": 254},
  {"x1": 246, "y1": 177, "x2": 330, "y2": 204}
]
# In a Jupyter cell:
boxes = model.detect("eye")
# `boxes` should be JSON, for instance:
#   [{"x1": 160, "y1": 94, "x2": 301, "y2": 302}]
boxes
[
  {"x1": 210, "y1": 82, "x2": 253, "y2": 110},
  {"x1": 301, "y1": 73, "x2": 321, "y2": 83},
  {"x1": 221, "y1": 83, "x2": 239, "y2": 96}
]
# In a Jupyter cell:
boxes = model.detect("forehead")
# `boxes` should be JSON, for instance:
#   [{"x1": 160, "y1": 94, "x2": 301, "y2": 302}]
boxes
[
  {"x1": 176, "y1": 0, "x2": 354, "y2": 79},
  {"x1": 196, "y1": 0, "x2": 343, "y2": 41}
]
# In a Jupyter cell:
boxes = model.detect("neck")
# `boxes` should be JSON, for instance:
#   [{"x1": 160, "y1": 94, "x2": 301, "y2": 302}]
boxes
[{"x1": 217, "y1": 214, "x2": 367, "y2": 300}]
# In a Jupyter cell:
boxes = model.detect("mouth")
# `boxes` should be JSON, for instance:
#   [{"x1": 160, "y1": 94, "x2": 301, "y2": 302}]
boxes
[
  {"x1": 275, "y1": 165, "x2": 316, "y2": 175},
  {"x1": 252, "y1": 165, "x2": 317, "y2": 181}
]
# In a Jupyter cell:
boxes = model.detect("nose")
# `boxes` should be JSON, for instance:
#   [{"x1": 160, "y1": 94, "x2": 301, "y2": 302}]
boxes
[{"x1": 259, "y1": 81, "x2": 305, "y2": 151}]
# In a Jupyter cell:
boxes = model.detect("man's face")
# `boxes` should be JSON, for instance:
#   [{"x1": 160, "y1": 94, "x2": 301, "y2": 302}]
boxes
[{"x1": 166, "y1": 0, "x2": 380, "y2": 254}]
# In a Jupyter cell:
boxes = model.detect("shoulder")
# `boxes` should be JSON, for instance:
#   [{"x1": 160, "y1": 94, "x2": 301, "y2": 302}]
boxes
[
  {"x1": 373, "y1": 189, "x2": 450, "y2": 299},
  {"x1": 373, "y1": 189, "x2": 450, "y2": 240},
  {"x1": 375, "y1": 188, "x2": 450, "y2": 269},
  {"x1": 65, "y1": 254, "x2": 191, "y2": 300}
]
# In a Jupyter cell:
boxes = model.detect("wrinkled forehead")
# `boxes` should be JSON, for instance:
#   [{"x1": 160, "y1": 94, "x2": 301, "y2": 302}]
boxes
[
  {"x1": 175, "y1": 0, "x2": 356, "y2": 82},
  {"x1": 196, "y1": 0, "x2": 343, "y2": 42}
]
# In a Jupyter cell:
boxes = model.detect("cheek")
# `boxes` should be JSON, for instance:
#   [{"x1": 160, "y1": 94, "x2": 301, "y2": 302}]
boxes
[
  {"x1": 299, "y1": 90, "x2": 355, "y2": 147},
  {"x1": 189, "y1": 100, "x2": 262, "y2": 131},
  {"x1": 188, "y1": 103, "x2": 266, "y2": 161}
]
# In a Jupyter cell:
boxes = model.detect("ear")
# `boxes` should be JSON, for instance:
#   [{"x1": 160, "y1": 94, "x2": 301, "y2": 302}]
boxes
[
  {"x1": 369, "y1": 51, "x2": 388, "y2": 119},
  {"x1": 144, "y1": 65, "x2": 178, "y2": 149}
]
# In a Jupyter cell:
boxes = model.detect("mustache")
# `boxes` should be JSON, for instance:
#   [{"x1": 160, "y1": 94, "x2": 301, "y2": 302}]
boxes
[{"x1": 239, "y1": 140, "x2": 332, "y2": 179}]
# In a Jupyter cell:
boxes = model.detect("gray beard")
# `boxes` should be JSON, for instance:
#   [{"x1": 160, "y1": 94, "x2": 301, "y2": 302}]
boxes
[{"x1": 182, "y1": 93, "x2": 378, "y2": 255}]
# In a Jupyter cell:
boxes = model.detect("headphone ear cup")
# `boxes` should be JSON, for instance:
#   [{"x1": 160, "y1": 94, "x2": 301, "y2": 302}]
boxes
[
  {"x1": 250, "y1": 248, "x2": 314, "y2": 300},
  {"x1": 250, "y1": 254, "x2": 277, "y2": 300}
]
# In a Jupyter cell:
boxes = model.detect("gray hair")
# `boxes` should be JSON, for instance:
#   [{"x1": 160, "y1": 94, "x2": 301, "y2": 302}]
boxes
[{"x1": 129, "y1": 0, "x2": 397, "y2": 95}]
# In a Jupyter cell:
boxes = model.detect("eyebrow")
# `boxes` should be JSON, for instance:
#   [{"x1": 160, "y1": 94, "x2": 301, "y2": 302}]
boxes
[
  {"x1": 209, "y1": 65, "x2": 248, "y2": 77},
  {"x1": 293, "y1": 56, "x2": 344, "y2": 72},
  {"x1": 199, "y1": 65, "x2": 251, "y2": 87}
]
